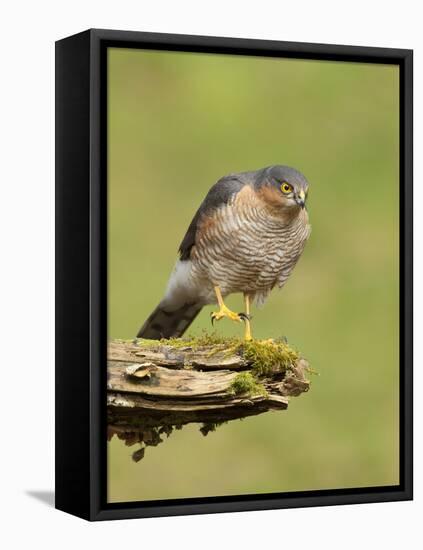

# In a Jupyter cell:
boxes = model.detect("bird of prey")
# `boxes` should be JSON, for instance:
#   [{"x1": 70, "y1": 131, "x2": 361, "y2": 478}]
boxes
[{"x1": 138, "y1": 165, "x2": 311, "y2": 341}]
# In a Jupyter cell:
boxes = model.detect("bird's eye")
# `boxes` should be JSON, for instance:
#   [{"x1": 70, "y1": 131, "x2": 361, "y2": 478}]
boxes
[{"x1": 281, "y1": 182, "x2": 292, "y2": 194}]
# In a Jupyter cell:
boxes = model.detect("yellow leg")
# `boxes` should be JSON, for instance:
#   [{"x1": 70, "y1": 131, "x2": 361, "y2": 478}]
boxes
[
  {"x1": 244, "y1": 293, "x2": 253, "y2": 341},
  {"x1": 211, "y1": 286, "x2": 243, "y2": 323}
]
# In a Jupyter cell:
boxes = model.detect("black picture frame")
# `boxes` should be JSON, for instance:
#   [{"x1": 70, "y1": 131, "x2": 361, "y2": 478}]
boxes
[{"x1": 55, "y1": 28, "x2": 413, "y2": 521}]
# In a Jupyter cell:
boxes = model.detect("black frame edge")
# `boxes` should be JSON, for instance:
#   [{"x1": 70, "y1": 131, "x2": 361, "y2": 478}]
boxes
[
  {"x1": 89, "y1": 28, "x2": 411, "y2": 62},
  {"x1": 93, "y1": 487, "x2": 410, "y2": 521},
  {"x1": 400, "y1": 49, "x2": 413, "y2": 500},
  {"x1": 55, "y1": 30, "x2": 92, "y2": 520}
]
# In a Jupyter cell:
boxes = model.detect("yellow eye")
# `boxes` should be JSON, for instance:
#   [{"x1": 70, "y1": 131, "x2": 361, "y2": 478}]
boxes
[{"x1": 281, "y1": 182, "x2": 292, "y2": 194}]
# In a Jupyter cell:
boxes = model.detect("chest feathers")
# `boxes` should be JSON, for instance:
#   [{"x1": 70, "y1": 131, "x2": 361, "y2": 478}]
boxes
[{"x1": 191, "y1": 185, "x2": 311, "y2": 303}]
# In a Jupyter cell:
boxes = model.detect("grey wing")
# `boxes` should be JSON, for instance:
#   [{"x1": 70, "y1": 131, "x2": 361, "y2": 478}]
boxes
[{"x1": 178, "y1": 175, "x2": 246, "y2": 260}]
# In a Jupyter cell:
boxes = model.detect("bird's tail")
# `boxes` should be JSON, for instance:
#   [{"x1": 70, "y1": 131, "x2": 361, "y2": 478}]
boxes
[{"x1": 137, "y1": 300, "x2": 203, "y2": 340}]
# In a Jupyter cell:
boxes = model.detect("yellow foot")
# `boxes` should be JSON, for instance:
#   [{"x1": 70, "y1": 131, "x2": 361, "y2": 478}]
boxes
[
  {"x1": 210, "y1": 304, "x2": 244, "y2": 324},
  {"x1": 243, "y1": 292, "x2": 253, "y2": 341},
  {"x1": 211, "y1": 286, "x2": 253, "y2": 338},
  {"x1": 244, "y1": 324, "x2": 253, "y2": 341}
]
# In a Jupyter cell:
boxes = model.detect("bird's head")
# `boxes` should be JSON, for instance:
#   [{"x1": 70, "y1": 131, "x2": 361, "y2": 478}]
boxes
[{"x1": 255, "y1": 165, "x2": 310, "y2": 212}]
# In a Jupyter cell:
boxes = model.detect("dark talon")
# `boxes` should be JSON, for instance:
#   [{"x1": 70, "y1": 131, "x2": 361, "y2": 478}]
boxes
[
  {"x1": 210, "y1": 312, "x2": 215, "y2": 326},
  {"x1": 238, "y1": 312, "x2": 252, "y2": 322}
]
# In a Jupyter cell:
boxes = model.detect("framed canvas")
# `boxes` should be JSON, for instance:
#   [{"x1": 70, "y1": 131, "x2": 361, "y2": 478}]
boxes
[{"x1": 55, "y1": 28, "x2": 413, "y2": 521}]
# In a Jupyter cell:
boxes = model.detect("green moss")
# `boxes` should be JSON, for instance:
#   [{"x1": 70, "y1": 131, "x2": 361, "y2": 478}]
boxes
[
  {"x1": 135, "y1": 331, "x2": 240, "y2": 350},
  {"x1": 241, "y1": 339, "x2": 299, "y2": 377},
  {"x1": 165, "y1": 332, "x2": 239, "y2": 349},
  {"x1": 133, "y1": 337, "x2": 163, "y2": 347},
  {"x1": 229, "y1": 338, "x2": 299, "y2": 398},
  {"x1": 229, "y1": 372, "x2": 268, "y2": 397}
]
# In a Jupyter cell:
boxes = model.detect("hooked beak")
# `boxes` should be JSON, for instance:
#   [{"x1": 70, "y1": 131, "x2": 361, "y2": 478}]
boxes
[{"x1": 295, "y1": 190, "x2": 306, "y2": 208}]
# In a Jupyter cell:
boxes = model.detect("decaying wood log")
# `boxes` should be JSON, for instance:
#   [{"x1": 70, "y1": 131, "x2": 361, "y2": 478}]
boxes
[{"x1": 107, "y1": 338, "x2": 311, "y2": 460}]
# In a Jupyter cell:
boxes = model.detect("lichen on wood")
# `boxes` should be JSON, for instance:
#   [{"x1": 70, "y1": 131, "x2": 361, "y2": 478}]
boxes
[{"x1": 107, "y1": 334, "x2": 311, "y2": 461}]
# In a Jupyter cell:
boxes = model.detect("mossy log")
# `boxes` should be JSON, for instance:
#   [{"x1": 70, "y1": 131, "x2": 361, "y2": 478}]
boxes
[{"x1": 108, "y1": 338, "x2": 310, "y2": 430}]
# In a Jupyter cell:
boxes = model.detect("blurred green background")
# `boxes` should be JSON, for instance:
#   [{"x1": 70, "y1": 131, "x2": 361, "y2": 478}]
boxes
[{"x1": 107, "y1": 48, "x2": 399, "y2": 503}]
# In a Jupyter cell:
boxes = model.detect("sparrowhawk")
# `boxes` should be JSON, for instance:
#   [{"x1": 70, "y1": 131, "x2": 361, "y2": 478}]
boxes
[{"x1": 138, "y1": 165, "x2": 311, "y2": 340}]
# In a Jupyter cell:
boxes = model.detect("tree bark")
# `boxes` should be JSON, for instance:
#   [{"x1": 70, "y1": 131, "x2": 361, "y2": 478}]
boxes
[
  {"x1": 108, "y1": 339, "x2": 310, "y2": 425},
  {"x1": 107, "y1": 339, "x2": 311, "y2": 460}
]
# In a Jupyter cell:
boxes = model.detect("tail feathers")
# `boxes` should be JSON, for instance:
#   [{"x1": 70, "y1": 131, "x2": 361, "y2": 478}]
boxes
[{"x1": 137, "y1": 301, "x2": 203, "y2": 340}]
